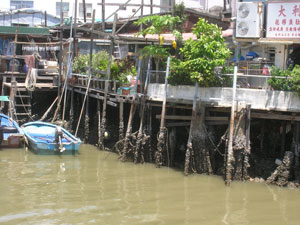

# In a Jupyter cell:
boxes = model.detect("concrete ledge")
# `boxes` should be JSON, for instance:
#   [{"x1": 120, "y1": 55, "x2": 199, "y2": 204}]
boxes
[{"x1": 147, "y1": 84, "x2": 300, "y2": 112}]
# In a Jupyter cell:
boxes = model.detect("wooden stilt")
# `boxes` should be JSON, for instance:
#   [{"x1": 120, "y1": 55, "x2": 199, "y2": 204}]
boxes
[
  {"x1": 84, "y1": 95, "x2": 89, "y2": 144},
  {"x1": 225, "y1": 65, "x2": 238, "y2": 186},
  {"x1": 134, "y1": 57, "x2": 151, "y2": 164},
  {"x1": 121, "y1": 58, "x2": 142, "y2": 161},
  {"x1": 147, "y1": 104, "x2": 153, "y2": 163},
  {"x1": 294, "y1": 122, "x2": 300, "y2": 181},
  {"x1": 184, "y1": 82, "x2": 198, "y2": 176},
  {"x1": 155, "y1": 57, "x2": 171, "y2": 168},
  {"x1": 97, "y1": 96, "x2": 101, "y2": 148},
  {"x1": 280, "y1": 121, "x2": 287, "y2": 158},
  {"x1": 243, "y1": 104, "x2": 251, "y2": 181},
  {"x1": 69, "y1": 87, "x2": 74, "y2": 131},
  {"x1": 119, "y1": 98, "x2": 124, "y2": 141},
  {"x1": 74, "y1": 10, "x2": 95, "y2": 137},
  {"x1": 169, "y1": 108, "x2": 176, "y2": 167}
]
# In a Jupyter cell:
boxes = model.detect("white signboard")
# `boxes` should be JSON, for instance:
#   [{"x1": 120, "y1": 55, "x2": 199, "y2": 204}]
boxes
[{"x1": 267, "y1": 2, "x2": 300, "y2": 38}]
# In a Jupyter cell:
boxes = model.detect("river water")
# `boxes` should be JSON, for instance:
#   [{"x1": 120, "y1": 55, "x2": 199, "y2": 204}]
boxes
[{"x1": 0, "y1": 145, "x2": 300, "y2": 225}]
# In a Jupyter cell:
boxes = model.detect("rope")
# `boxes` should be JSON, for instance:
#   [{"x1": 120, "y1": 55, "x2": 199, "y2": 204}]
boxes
[
  {"x1": 202, "y1": 123, "x2": 226, "y2": 157},
  {"x1": 25, "y1": 68, "x2": 37, "y2": 91}
]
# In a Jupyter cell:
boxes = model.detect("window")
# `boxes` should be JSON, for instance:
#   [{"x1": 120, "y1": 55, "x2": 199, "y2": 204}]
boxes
[
  {"x1": 56, "y1": 2, "x2": 70, "y2": 17},
  {"x1": 79, "y1": 3, "x2": 92, "y2": 18},
  {"x1": 10, "y1": 0, "x2": 34, "y2": 10}
]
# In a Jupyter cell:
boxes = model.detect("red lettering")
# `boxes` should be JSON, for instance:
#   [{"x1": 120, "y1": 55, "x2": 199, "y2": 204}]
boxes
[
  {"x1": 296, "y1": 19, "x2": 300, "y2": 25},
  {"x1": 290, "y1": 19, "x2": 293, "y2": 25},
  {"x1": 293, "y1": 5, "x2": 300, "y2": 16},
  {"x1": 279, "y1": 5, "x2": 287, "y2": 17},
  {"x1": 275, "y1": 19, "x2": 280, "y2": 25},
  {"x1": 282, "y1": 19, "x2": 287, "y2": 25}
]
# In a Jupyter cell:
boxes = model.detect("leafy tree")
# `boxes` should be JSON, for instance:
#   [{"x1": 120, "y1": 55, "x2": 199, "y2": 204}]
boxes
[
  {"x1": 169, "y1": 18, "x2": 231, "y2": 86},
  {"x1": 135, "y1": 14, "x2": 182, "y2": 81}
]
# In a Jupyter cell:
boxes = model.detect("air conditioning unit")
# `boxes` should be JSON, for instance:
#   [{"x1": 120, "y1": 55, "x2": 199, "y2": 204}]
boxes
[{"x1": 236, "y1": 2, "x2": 263, "y2": 38}]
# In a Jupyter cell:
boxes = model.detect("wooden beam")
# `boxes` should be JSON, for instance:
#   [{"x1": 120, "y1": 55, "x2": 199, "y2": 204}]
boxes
[
  {"x1": 156, "y1": 114, "x2": 229, "y2": 121},
  {"x1": 251, "y1": 112, "x2": 300, "y2": 121},
  {"x1": 97, "y1": 3, "x2": 171, "y2": 8}
]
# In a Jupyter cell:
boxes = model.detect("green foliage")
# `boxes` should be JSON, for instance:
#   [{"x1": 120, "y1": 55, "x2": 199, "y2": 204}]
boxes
[
  {"x1": 168, "y1": 18, "x2": 231, "y2": 86},
  {"x1": 134, "y1": 15, "x2": 181, "y2": 37},
  {"x1": 268, "y1": 66, "x2": 292, "y2": 91},
  {"x1": 73, "y1": 50, "x2": 119, "y2": 78},
  {"x1": 139, "y1": 45, "x2": 169, "y2": 63},
  {"x1": 268, "y1": 65, "x2": 300, "y2": 97},
  {"x1": 291, "y1": 65, "x2": 300, "y2": 96}
]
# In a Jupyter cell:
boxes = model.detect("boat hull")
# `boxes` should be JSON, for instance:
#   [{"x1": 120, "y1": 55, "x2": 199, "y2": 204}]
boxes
[
  {"x1": 22, "y1": 122, "x2": 81, "y2": 155},
  {"x1": 0, "y1": 114, "x2": 23, "y2": 148}
]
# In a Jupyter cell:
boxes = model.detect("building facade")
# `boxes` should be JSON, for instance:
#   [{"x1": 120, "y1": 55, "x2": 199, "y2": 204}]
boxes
[{"x1": 1, "y1": 0, "x2": 225, "y2": 21}]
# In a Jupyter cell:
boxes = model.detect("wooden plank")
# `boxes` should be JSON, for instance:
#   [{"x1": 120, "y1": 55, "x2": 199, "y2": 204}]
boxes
[
  {"x1": 251, "y1": 112, "x2": 300, "y2": 121},
  {"x1": 156, "y1": 115, "x2": 228, "y2": 121}
]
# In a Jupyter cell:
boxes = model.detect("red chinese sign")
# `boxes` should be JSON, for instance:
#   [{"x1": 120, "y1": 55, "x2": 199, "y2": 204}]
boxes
[{"x1": 267, "y1": 2, "x2": 300, "y2": 38}]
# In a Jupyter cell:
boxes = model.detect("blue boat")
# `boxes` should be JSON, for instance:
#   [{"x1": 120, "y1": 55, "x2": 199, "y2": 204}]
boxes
[
  {"x1": 21, "y1": 121, "x2": 81, "y2": 155},
  {"x1": 0, "y1": 113, "x2": 23, "y2": 148}
]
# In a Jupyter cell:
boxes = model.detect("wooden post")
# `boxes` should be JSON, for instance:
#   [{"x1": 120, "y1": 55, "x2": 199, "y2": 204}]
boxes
[
  {"x1": 82, "y1": 0, "x2": 86, "y2": 22},
  {"x1": 155, "y1": 57, "x2": 170, "y2": 168},
  {"x1": 75, "y1": 9, "x2": 95, "y2": 136},
  {"x1": 225, "y1": 65, "x2": 238, "y2": 186},
  {"x1": 295, "y1": 122, "x2": 300, "y2": 180},
  {"x1": 121, "y1": 59, "x2": 142, "y2": 161},
  {"x1": 150, "y1": 0, "x2": 153, "y2": 14},
  {"x1": 69, "y1": 87, "x2": 74, "y2": 130},
  {"x1": 134, "y1": 57, "x2": 151, "y2": 164},
  {"x1": 97, "y1": 97, "x2": 101, "y2": 147},
  {"x1": 44, "y1": 11, "x2": 47, "y2": 27},
  {"x1": 169, "y1": 108, "x2": 176, "y2": 167},
  {"x1": 140, "y1": 0, "x2": 144, "y2": 32},
  {"x1": 281, "y1": 121, "x2": 286, "y2": 158},
  {"x1": 119, "y1": 98, "x2": 124, "y2": 141},
  {"x1": 243, "y1": 104, "x2": 251, "y2": 180},
  {"x1": 58, "y1": 9, "x2": 63, "y2": 102},
  {"x1": 147, "y1": 104, "x2": 153, "y2": 163},
  {"x1": 102, "y1": 0, "x2": 105, "y2": 31},
  {"x1": 84, "y1": 95, "x2": 89, "y2": 143},
  {"x1": 99, "y1": 13, "x2": 117, "y2": 150},
  {"x1": 73, "y1": 0, "x2": 78, "y2": 59},
  {"x1": 184, "y1": 82, "x2": 198, "y2": 176}
]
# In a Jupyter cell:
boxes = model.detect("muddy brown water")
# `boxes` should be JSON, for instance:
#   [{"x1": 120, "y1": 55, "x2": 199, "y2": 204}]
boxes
[{"x1": 1, "y1": 145, "x2": 300, "y2": 225}]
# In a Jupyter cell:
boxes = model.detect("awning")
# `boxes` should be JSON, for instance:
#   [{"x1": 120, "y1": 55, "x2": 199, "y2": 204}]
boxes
[
  {"x1": 0, "y1": 96, "x2": 9, "y2": 102},
  {"x1": 0, "y1": 26, "x2": 50, "y2": 36}
]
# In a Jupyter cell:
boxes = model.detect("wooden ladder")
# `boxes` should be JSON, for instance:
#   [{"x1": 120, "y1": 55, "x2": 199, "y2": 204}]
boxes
[{"x1": 11, "y1": 82, "x2": 32, "y2": 123}]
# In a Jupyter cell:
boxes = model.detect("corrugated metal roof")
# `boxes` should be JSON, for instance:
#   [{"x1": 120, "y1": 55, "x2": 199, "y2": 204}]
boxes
[{"x1": 0, "y1": 26, "x2": 50, "y2": 36}]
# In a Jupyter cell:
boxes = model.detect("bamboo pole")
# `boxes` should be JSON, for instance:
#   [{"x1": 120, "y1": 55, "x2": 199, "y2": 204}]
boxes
[
  {"x1": 225, "y1": 65, "x2": 238, "y2": 186},
  {"x1": 75, "y1": 9, "x2": 95, "y2": 137},
  {"x1": 98, "y1": 14, "x2": 117, "y2": 150},
  {"x1": 40, "y1": 96, "x2": 58, "y2": 121},
  {"x1": 155, "y1": 57, "x2": 171, "y2": 168},
  {"x1": 101, "y1": 0, "x2": 105, "y2": 31},
  {"x1": 120, "y1": 58, "x2": 142, "y2": 161},
  {"x1": 73, "y1": 0, "x2": 78, "y2": 58},
  {"x1": 58, "y1": 2, "x2": 63, "y2": 101},
  {"x1": 134, "y1": 56, "x2": 151, "y2": 163}
]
